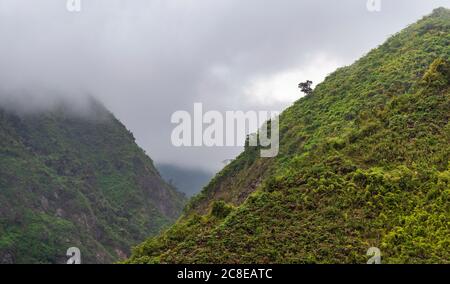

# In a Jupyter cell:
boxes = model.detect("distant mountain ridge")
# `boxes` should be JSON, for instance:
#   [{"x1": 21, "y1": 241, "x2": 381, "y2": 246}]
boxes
[
  {"x1": 157, "y1": 163, "x2": 213, "y2": 197},
  {"x1": 0, "y1": 97, "x2": 186, "y2": 263},
  {"x1": 127, "y1": 8, "x2": 450, "y2": 264}
]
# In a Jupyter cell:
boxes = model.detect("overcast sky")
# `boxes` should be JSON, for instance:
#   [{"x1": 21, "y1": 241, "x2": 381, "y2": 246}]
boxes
[{"x1": 0, "y1": 0, "x2": 449, "y2": 172}]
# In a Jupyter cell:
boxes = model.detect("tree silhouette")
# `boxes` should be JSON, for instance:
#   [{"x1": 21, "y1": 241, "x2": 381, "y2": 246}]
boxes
[{"x1": 298, "y1": 80, "x2": 313, "y2": 95}]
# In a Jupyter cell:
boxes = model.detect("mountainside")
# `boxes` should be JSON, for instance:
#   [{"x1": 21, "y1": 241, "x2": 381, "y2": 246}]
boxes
[
  {"x1": 127, "y1": 8, "x2": 450, "y2": 264},
  {"x1": 0, "y1": 98, "x2": 186, "y2": 263}
]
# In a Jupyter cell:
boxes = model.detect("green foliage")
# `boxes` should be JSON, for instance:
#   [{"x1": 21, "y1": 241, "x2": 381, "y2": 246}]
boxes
[
  {"x1": 0, "y1": 100, "x2": 186, "y2": 263},
  {"x1": 422, "y1": 58, "x2": 450, "y2": 90},
  {"x1": 210, "y1": 201, "x2": 234, "y2": 219},
  {"x1": 127, "y1": 8, "x2": 450, "y2": 264}
]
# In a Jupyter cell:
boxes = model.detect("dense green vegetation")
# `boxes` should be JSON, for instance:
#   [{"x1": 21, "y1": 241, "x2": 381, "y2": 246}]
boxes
[
  {"x1": 126, "y1": 8, "x2": 450, "y2": 264},
  {"x1": 0, "y1": 98, "x2": 186, "y2": 263}
]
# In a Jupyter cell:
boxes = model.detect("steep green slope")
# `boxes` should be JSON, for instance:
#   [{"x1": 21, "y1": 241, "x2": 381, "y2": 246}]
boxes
[
  {"x1": 127, "y1": 8, "x2": 450, "y2": 264},
  {"x1": 0, "y1": 98, "x2": 186, "y2": 263}
]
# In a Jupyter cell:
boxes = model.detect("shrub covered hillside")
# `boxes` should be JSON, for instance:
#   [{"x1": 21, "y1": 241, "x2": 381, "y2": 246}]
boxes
[
  {"x1": 0, "y1": 98, "x2": 186, "y2": 263},
  {"x1": 127, "y1": 8, "x2": 450, "y2": 264}
]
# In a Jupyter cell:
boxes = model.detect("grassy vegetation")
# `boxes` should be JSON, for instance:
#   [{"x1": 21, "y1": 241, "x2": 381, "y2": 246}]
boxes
[
  {"x1": 0, "y1": 99, "x2": 186, "y2": 263},
  {"x1": 126, "y1": 8, "x2": 450, "y2": 264}
]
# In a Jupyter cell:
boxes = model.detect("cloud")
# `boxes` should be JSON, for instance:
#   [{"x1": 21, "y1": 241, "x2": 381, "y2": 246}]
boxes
[
  {"x1": 243, "y1": 54, "x2": 343, "y2": 107},
  {"x1": 0, "y1": 0, "x2": 448, "y2": 171}
]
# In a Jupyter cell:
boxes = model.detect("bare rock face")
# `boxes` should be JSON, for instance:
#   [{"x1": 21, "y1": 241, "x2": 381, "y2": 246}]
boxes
[{"x1": 0, "y1": 252, "x2": 14, "y2": 264}]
